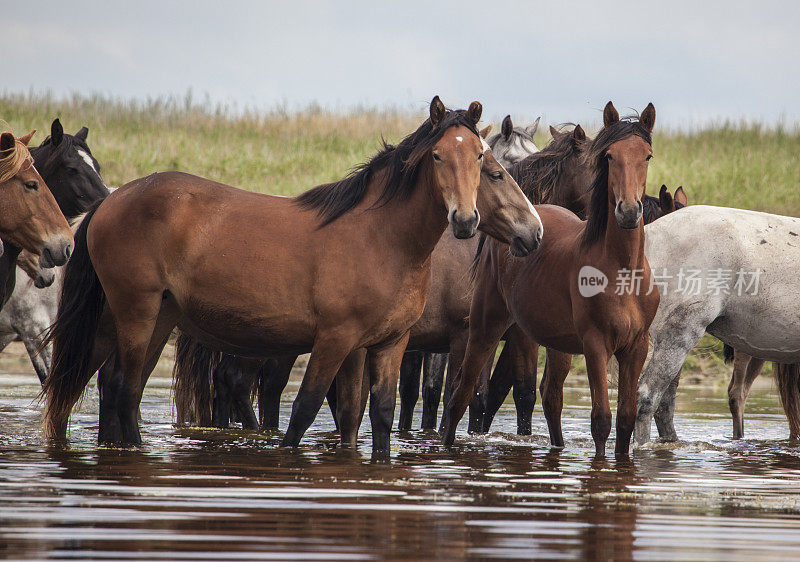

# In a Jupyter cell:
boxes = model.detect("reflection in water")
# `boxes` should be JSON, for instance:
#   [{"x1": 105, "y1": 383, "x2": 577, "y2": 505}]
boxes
[{"x1": 1, "y1": 366, "x2": 800, "y2": 559}]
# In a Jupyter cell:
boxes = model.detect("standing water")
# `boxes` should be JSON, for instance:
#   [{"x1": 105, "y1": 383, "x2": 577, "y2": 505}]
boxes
[{"x1": 1, "y1": 342, "x2": 800, "y2": 560}]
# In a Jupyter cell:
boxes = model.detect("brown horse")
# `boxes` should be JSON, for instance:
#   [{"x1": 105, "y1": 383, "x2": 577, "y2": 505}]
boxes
[
  {"x1": 42, "y1": 97, "x2": 543, "y2": 452},
  {"x1": 440, "y1": 102, "x2": 659, "y2": 457},
  {"x1": 0, "y1": 130, "x2": 73, "y2": 304},
  {"x1": 170, "y1": 124, "x2": 543, "y2": 433},
  {"x1": 480, "y1": 184, "x2": 688, "y2": 434}
]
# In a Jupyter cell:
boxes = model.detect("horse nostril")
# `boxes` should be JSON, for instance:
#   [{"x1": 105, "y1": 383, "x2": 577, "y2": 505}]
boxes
[
  {"x1": 64, "y1": 244, "x2": 72, "y2": 259},
  {"x1": 637, "y1": 200, "x2": 643, "y2": 213}
]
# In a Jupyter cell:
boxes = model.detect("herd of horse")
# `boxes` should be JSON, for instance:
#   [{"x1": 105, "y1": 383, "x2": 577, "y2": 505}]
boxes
[{"x1": 0, "y1": 96, "x2": 797, "y2": 459}]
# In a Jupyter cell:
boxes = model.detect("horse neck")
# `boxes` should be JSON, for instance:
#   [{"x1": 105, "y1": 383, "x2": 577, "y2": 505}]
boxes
[
  {"x1": 363, "y1": 163, "x2": 448, "y2": 265},
  {"x1": 602, "y1": 202, "x2": 646, "y2": 270}
]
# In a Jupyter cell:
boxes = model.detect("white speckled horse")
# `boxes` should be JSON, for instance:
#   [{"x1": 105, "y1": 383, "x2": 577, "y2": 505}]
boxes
[
  {"x1": 486, "y1": 115, "x2": 540, "y2": 167},
  {"x1": 635, "y1": 205, "x2": 800, "y2": 443}
]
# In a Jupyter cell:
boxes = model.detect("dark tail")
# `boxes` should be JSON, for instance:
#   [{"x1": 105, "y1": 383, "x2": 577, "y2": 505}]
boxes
[
  {"x1": 775, "y1": 363, "x2": 800, "y2": 439},
  {"x1": 723, "y1": 344, "x2": 735, "y2": 364},
  {"x1": 172, "y1": 332, "x2": 220, "y2": 427},
  {"x1": 41, "y1": 204, "x2": 106, "y2": 440}
]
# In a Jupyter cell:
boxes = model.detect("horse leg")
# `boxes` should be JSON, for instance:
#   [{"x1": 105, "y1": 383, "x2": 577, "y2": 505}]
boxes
[
  {"x1": 325, "y1": 377, "x2": 339, "y2": 430},
  {"x1": 634, "y1": 323, "x2": 706, "y2": 444},
  {"x1": 614, "y1": 335, "x2": 650, "y2": 457},
  {"x1": 728, "y1": 350, "x2": 765, "y2": 439},
  {"x1": 367, "y1": 333, "x2": 411, "y2": 452},
  {"x1": 482, "y1": 341, "x2": 514, "y2": 432},
  {"x1": 335, "y1": 348, "x2": 367, "y2": 447},
  {"x1": 468, "y1": 342, "x2": 497, "y2": 434},
  {"x1": 258, "y1": 355, "x2": 296, "y2": 430},
  {"x1": 230, "y1": 360, "x2": 259, "y2": 430},
  {"x1": 211, "y1": 356, "x2": 234, "y2": 429},
  {"x1": 398, "y1": 351, "x2": 423, "y2": 431},
  {"x1": 540, "y1": 348, "x2": 572, "y2": 448},
  {"x1": 653, "y1": 374, "x2": 680, "y2": 441},
  {"x1": 281, "y1": 335, "x2": 355, "y2": 447},
  {"x1": 582, "y1": 336, "x2": 612, "y2": 457},
  {"x1": 22, "y1": 334, "x2": 50, "y2": 385},
  {"x1": 421, "y1": 352, "x2": 446, "y2": 430},
  {"x1": 510, "y1": 328, "x2": 539, "y2": 435},
  {"x1": 440, "y1": 285, "x2": 510, "y2": 447}
]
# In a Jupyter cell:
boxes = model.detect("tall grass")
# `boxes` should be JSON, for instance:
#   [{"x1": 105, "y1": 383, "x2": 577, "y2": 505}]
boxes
[{"x1": 2, "y1": 92, "x2": 799, "y2": 377}]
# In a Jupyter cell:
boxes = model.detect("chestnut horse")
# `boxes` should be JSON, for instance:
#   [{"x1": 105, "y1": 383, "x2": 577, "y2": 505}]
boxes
[
  {"x1": 0, "y1": 130, "x2": 73, "y2": 306},
  {"x1": 440, "y1": 102, "x2": 658, "y2": 457},
  {"x1": 42, "y1": 97, "x2": 543, "y2": 452}
]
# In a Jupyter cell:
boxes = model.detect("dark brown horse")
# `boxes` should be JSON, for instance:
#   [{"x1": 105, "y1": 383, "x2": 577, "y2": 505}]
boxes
[
  {"x1": 42, "y1": 97, "x2": 543, "y2": 452},
  {"x1": 480, "y1": 184, "x2": 688, "y2": 434},
  {"x1": 440, "y1": 102, "x2": 659, "y2": 457},
  {"x1": 0, "y1": 130, "x2": 74, "y2": 306}
]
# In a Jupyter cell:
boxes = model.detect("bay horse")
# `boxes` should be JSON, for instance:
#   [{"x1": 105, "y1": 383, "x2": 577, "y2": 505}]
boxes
[
  {"x1": 42, "y1": 97, "x2": 544, "y2": 452},
  {"x1": 440, "y1": 102, "x2": 659, "y2": 457},
  {"x1": 0, "y1": 129, "x2": 73, "y2": 308},
  {"x1": 479, "y1": 184, "x2": 687, "y2": 434},
  {"x1": 170, "y1": 124, "x2": 543, "y2": 433},
  {"x1": 634, "y1": 205, "x2": 800, "y2": 444},
  {"x1": 0, "y1": 120, "x2": 110, "y2": 383}
]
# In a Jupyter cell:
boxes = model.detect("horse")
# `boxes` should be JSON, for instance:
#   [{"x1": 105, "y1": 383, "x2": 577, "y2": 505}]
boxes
[
  {"x1": 440, "y1": 102, "x2": 659, "y2": 458},
  {"x1": 478, "y1": 184, "x2": 688, "y2": 435},
  {"x1": 486, "y1": 115, "x2": 541, "y2": 166},
  {"x1": 633, "y1": 205, "x2": 800, "y2": 444},
  {"x1": 0, "y1": 120, "x2": 110, "y2": 383},
  {"x1": 170, "y1": 123, "x2": 542, "y2": 433},
  {"x1": 399, "y1": 123, "x2": 592, "y2": 433},
  {"x1": 0, "y1": 129, "x2": 73, "y2": 309},
  {"x1": 42, "y1": 97, "x2": 543, "y2": 453}
]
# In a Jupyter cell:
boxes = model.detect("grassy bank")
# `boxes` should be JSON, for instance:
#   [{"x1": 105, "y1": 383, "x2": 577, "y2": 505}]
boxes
[{"x1": 2, "y1": 92, "x2": 798, "y2": 379}]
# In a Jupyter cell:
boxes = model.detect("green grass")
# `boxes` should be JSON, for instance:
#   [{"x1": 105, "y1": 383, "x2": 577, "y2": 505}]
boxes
[{"x1": 3, "y1": 92, "x2": 798, "y2": 378}]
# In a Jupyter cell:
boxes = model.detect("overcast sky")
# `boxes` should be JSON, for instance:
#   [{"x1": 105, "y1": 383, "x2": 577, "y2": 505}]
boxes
[{"x1": 5, "y1": 1, "x2": 800, "y2": 128}]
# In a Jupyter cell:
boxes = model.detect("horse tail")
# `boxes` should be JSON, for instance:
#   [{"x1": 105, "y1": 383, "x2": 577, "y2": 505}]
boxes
[
  {"x1": 172, "y1": 332, "x2": 220, "y2": 427},
  {"x1": 41, "y1": 204, "x2": 105, "y2": 440},
  {"x1": 775, "y1": 363, "x2": 800, "y2": 439},
  {"x1": 723, "y1": 344, "x2": 735, "y2": 364}
]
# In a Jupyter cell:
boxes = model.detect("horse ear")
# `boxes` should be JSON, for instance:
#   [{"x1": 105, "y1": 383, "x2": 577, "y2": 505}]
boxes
[
  {"x1": 18, "y1": 130, "x2": 36, "y2": 146},
  {"x1": 479, "y1": 125, "x2": 492, "y2": 139},
  {"x1": 603, "y1": 101, "x2": 619, "y2": 127},
  {"x1": 674, "y1": 186, "x2": 688, "y2": 206},
  {"x1": 467, "y1": 101, "x2": 482, "y2": 126},
  {"x1": 75, "y1": 126, "x2": 88, "y2": 141},
  {"x1": 501, "y1": 115, "x2": 513, "y2": 139},
  {"x1": 526, "y1": 116, "x2": 540, "y2": 138},
  {"x1": 549, "y1": 125, "x2": 559, "y2": 138},
  {"x1": 640, "y1": 102, "x2": 656, "y2": 132},
  {"x1": 0, "y1": 132, "x2": 14, "y2": 154},
  {"x1": 51, "y1": 119, "x2": 63, "y2": 145},
  {"x1": 572, "y1": 124, "x2": 586, "y2": 143},
  {"x1": 659, "y1": 184, "x2": 675, "y2": 214},
  {"x1": 429, "y1": 96, "x2": 446, "y2": 127}
]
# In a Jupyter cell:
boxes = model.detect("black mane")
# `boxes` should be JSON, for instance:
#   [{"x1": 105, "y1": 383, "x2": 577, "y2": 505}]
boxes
[
  {"x1": 296, "y1": 109, "x2": 479, "y2": 226},
  {"x1": 507, "y1": 127, "x2": 585, "y2": 204},
  {"x1": 581, "y1": 120, "x2": 652, "y2": 246}
]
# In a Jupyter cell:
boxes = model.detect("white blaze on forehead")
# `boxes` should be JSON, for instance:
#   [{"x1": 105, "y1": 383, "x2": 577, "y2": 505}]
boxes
[
  {"x1": 455, "y1": 136, "x2": 463, "y2": 142},
  {"x1": 76, "y1": 148, "x2": 107, "y2": 188}
]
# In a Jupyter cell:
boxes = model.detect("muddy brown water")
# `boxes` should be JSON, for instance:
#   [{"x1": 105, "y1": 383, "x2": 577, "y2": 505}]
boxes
[{"x1": 1, "y1": 342, "x2": 800, "y2": 560}]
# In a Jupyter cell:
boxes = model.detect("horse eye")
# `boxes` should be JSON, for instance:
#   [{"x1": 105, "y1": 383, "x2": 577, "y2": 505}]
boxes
[
  {"x1": 646, "y1": 154, "x2": 653, "y2": 161},
  {"x1": 478, "y1": 153, "x2": 484, "y2": 161},
  {"x1": 606, "y1": 154, "x2": 613, "y2": 161},
  {"x1": 432, "y1": 153, "x2": 442, "y2": 162},
  {"x1": 490, "y1": 171, "x2": 503, "y2": 180},
  {"x1": 24, "y1": 181, "x2": 38, "y2": 191}
]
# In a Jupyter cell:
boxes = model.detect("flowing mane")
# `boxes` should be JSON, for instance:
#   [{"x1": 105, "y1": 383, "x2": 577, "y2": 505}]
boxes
[
  {"x1": 506, "y1": 126, "x2": 585, "y2": 205},
  {"x1": 296, "y1": 109, "x2": 479, "y2": 226},
  {"x1": 581, "y1": 119, "x2": 652, "y2": 246}
]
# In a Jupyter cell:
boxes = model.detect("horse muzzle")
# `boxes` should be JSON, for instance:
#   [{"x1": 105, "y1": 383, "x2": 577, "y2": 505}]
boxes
[
  {"x1": 39, "y1": 236, "x2": 73, "y2": 268},
  {"x1": 615, "y1": 200, "x2": 643, "y2": 230},
  {"x1": 510, "y1": 224, "x2": 542, "y2": 257},
  {"x1": 449, "y1": 208, "x2": 479, "y2": 239}
]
